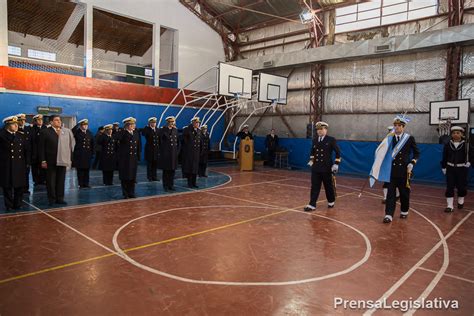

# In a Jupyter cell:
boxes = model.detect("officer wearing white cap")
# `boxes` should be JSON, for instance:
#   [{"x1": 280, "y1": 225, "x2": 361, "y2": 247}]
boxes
[
  {"x1": 159, "y1": 116, "x2": 178, "y2": 191},
  {"x1": 141, "y1": 117, "x2": 160, "y2": 182},
  {"x1": 16, "y1": 113, "x2": 32, "y2": 194},
  {"x1": 72, "y1": 119, "x2": 94, "y2": 189},
  {"x1": 383, "y1": 115, "x2": 420, "y2": 223},
  {"x1": 236, "y1": 124, "x2": 253, "y2": 140},
  {"x1": 31, "y1": 114, "x2": 47, "y2": 186},
  {"x1": 117, "y1": 117, "x2": 140, "y2": 198},
  {"x1": 441, "y1": 125, "x2": 471, "y2": 212},
  {"x1": 0, "y1": 116, "x2": 29, "y2": 211},
  {"x1": 97, "y1": 124, "x2": 116, "y2": 185},
  {"x1": 304, "y1": 121, "x2": 341, "y2": 212},
  {"x1": 182, "y1": 117, "x2": 202, "y2": 188}
]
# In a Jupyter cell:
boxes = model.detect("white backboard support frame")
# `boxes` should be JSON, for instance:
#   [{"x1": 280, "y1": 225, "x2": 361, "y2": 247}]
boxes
[
  {"x1": 429, "y1": 99, "x2": 470, "y2": 125},
  {"x1": 257, "y1": 73, "x2": 288, "y2": 104},
  {"x1": 218, "y1": 62, "x2": 252, "y2": 99}
]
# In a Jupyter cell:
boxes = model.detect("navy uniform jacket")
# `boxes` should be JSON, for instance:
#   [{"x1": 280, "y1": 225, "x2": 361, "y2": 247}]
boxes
[
  {"x1": 141, "y1": 126, "x2": 160, "y2": 162},
  {"x1": 181, "y1": 125, "x2": 202, "y2": 174},
  {"x1": 441, "y1": 140, "x2": 470, "y2": 168},
  {"x1": 72, "y1": 129, "x2": 94, "y2": 169},
  {"x1": 200, "y1": 132, "x2": 210, "y2": 164},
  {"x1": 237, "y1": 131, "x2": 253, "y2": 140},
  {"x1": 98, "y1": 134, "x2": 117, "y2": 172},
  {"x1": 159, "y1": 127, "x2": 179, "y2": 171},
  {"x1": 18, "y1": 125, "x2": 32, "y2": 161},
  {"x1": 265, "y1": 134, "x2": 279, "y2": 151},
  {"x1": 390, "y1": 134, "x2": 420, "y2": 178},
  {"x1": 116, "y1": 129, "x2": 141, "y2": 181},
  {"x1": 310, "y1": 135, "x2": 341, "y2": 173},
  {"x1": 31, "y1": 124, "x2": 47, "y2": 164},
  {"x1": 0, "y1": 128, "x2": 29, "y2": 188}
]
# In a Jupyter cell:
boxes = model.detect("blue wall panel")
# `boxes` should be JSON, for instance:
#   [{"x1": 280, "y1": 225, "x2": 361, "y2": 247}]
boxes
[
  {"x1": 251, "y1": 136, "x2": 473, "y2": 186},
  {"x1": 0, "y1": 92, "x2": 225, "y2": 149}
]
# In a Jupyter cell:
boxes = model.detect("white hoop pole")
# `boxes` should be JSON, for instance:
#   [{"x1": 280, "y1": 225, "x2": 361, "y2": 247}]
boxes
[
  {"x1": 174, "y1": 92, "x2": 217, "y2": 121},
  {"x1": 209, "y1": 103, "x2": 240, "y2": 139},
  {"x1": 202, "y1": 97, "x2": 238, "y2": 127},
  {"x1": 219, "y1": 106, "x2": 245, "y2": 152}
]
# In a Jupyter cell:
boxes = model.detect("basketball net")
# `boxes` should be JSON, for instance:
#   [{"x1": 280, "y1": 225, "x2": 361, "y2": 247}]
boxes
[{"x1": 438, "y1": 117, "x2": 453, "y2": 137}]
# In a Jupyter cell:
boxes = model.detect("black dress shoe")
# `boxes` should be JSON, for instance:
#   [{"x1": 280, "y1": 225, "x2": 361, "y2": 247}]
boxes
[
  {"x1": 457, "y1": 203, "x2": 464, "y2": 209},
  {"x1": 400, "y1": 214, "x2": 408, "y2": 219},
  {"x1": 192, "y1": 185, "x2": 199, "y2": 188},
  {"x1": 383, "y1": 217, "x2": 392, "y2": 223},
  {"x1": 304, "y1": 205, "x2": 316, "y2": 212},
  {"x1": 328, "y1": 204, "x2": 335, "y2": 208},
  {"x1": 56, "y1": 200, "x2": 67, "y2": 205},
  {"x1": 445, "y1": 207, "x2": 454, "y2": 213},
  {"x1": 169, "y1": 187, "x2": 176, "y2": 191},
  {"x1": 129, "y1": 195, "x2": 136, "y2": 199}
]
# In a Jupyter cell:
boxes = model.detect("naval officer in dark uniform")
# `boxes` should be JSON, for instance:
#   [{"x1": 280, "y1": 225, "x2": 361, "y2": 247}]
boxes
[
  {"x1": 304, "y1": 121, "x2": 341, "y2": 212},
  {"x1": 72, "y1": 119, "x2": 94, "y2": 189},
  {"x1": 31, "y1": 114, "x2": 47, "y2": 186},
  {"x1": 0, "y1": 116, "x2": 29, "y2": 211},
  {"x1": 98, "y1": 124, "x2": 117, "y2": 186},
  {"x1": 117, "y1": 117, "x2": 140, "y2": 199},
  {"x1": 199, "y1": 124, "x2": 210, "y2": 177},
  {"x1": 16, "y1": 113, "x2": 32, "y2": 194},
  {"x1": 441, "y1": 126, "x2": 471, "y2": 212},
  {"x1": 383, "y1": 116, "x2": 420, "y2": 223},
  {"x1": 182, "y1": 117, "x2": 202, "y2": 188},
  {"x1": 159, "y1": 116, "x2": 179, "y2": 192},
  {"x1": 141, "y1": 117, "x2": 160, "y2": 182}
]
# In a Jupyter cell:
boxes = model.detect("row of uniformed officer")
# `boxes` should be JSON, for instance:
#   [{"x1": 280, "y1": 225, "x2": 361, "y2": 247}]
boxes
[{"x1": 0, "y1": 116, "x2": 30, "y2": 211}]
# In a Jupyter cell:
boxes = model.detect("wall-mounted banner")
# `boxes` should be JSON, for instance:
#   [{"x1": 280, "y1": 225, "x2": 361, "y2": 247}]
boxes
[{"x1": 37, "y1": 106, "x2": 63, "y2": 115}]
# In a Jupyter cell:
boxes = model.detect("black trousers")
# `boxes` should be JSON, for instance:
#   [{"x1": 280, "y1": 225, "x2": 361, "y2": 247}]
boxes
[
  {"x1": 147, "y1": 160, "x2": 158, "y2": 180},
  {"x1": 162, "y1": 170, "x2": 175, "y2": 189},
  {"x1": 102, "y1": 170, "x2": 114, "y2": 185},
  {"x1": 309, "y1": 171, "x2": 335, "y2": 206},
  {"x1": 92, "y1": 152, "x2": 101, "y2": 169},
  {"x1": 121, "y1": 180, "x2": 136, "y2": 198},
  {"x1": 445, "y1": 166, "x2": 468, "y2": 198},
  {"x1": 46, "y1": 166, "x2": 66, "y2": 203},
  {"x1": 77, "y1": 168, "x2": 90, "y2": 187},
  {"x1": 385, "y1": 176, "x2": 410, "y2": 217},
  {"x1": 267, "y1": 150, "x2": 276, "y2": 167},
  {"x1": 2, "y1": 187, "x2": 23, "y2": 210},
  {"x1": 198, "y1": 163, "x2": 207, "y2": 176},
  {"x1": 186, "y1": 173, "x2": 197, "y2": 187},
  {"x1": 24, "y1": 165, "x2": 30, "y2": 192},
  {"x1": 32, "y1": 163, "x2": 46, "y2": 185}
]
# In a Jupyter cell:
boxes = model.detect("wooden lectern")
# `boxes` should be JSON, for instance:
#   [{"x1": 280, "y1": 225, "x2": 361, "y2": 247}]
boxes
[{"x1": 239, "y1": 137, "x2": 254, "y2": 171}]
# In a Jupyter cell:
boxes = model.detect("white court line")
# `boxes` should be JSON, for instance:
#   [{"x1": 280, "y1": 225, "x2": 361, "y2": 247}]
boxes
[
  {"x1": 417, "y1": 267, "x2": 474, "y2": 284},
  {"x1": 112, "y1": 191, "x2": 371, "y2": 286}
]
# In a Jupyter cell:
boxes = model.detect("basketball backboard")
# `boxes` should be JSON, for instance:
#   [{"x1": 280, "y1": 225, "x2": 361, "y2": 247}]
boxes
[
  {"x1": 257, "y1": 73, "x2": 288, "y2": 105},
  {"x1": 429, "y1": 99, "x2": 470, "y2": 125},
  {"x1": 218, "y1": 62, "x2": 252, "y2": 99}
]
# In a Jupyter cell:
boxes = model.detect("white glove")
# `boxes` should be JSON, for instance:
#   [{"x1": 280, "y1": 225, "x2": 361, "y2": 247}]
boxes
[
  {"x1": 307, "y1": 160, "x2": 313, "y2": 167},
  {"x1": 407, "y1": 163, "x2": 413, "y2": 172},
  {"x1": 331, "y1": 164, "x2": 339, "y2": 173},
  {"x1": 442, "y1": 168, "x2": 446, "y2": 175},
  {"x1": 465, "y1": 162, "x2": 471, "y2": 168}
]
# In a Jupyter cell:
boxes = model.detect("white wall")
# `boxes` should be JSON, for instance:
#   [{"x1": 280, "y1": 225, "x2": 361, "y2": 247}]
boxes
[{"x1": 80, "y1": 0, "x2": 225, "y2": 89}]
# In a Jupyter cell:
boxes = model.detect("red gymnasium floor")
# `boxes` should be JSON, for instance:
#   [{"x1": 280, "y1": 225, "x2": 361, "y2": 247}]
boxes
[{"x1": 0, "y1": 166, "x2": 472, "y2": 315}]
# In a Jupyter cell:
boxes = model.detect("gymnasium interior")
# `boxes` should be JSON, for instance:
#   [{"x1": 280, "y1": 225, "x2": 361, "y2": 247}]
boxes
[{"x1": 0, "y1": 0, "x2": 473, "y2": 315}]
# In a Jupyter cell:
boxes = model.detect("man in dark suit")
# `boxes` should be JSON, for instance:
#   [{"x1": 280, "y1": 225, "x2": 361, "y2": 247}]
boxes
[
  {"x1": 31, "y1": 114, "x2": 47, "y2": 186},
  {"x1": 16, "y1": 113, "x2": 32, "y2": 194},
  {"x1": 265, "y1": 129, "x2": 279, "y2": 167},
  {"x1": 39, "y1": 115, "x2": 75, "y2": 206},
  {"x1": 72, "y1": 119, "x2": 94, "y2": 189},
  {"x1": 383, "y1": 116, "x2": 420, "y2": 223},
  {"x1": 182, "y1": 117, "x2": 202, "y2": 188},
  {"x1": 117, "y1": 117, "x2": 140, "y2": 199},
  {"x1": 159, "y1": 116, "x2": 179, "y2": 192},
  {"x1": 98, "y1": 124, "x2": 117, "y2": 186},
  {"x1": 0, "y1": 116, "x2": 29, "y2": 211},
  {"x1": 199, "y1": 124, "x2": 210, "y2": 177},
  {"x1": 304, "y1": 122, "x2": 341, "y2": 212},
  {"x1": 92, "y1": 126, "x2": 104, "y2": 170},
  {"x1": 141, "y1": 117, "x2": 160, "y2": 181}
]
